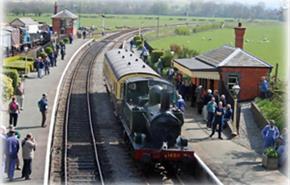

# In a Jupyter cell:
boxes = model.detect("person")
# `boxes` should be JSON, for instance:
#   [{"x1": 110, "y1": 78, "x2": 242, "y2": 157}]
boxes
[
  {"x1": 261, "y1": 120, "x2": 280, "y2": 148},
  {"x1": 141, "y1": 45, "x2": 149, "y2": 63},
  {"x1": 129, "y1": 39, "x2": 134, "y2": 51},
  {"x1": 0, "y1": 125, "x2": 7, "y2": 176},
  {"x1": 69, "y1": 33, "x2": 73, "y2": 44},
  {"x1": 223, "y1": 104, "x2": 233, "y2": 129},
  {"x1": 7, "y1": 126, "x2": 21, "y2": 171},
  {"x1": 43, "y1": 55, "x2": 50, "y2": 75},
  {"x1": 38, "y1": 94, "x2": 48, "y2": 127},
  {"x1": 15, "y1": 80, "x2": 25, "y2": 110},
  {"x1": 8, "y1": 97, "x2": 20, "y2": 127},
  {"x1": 82, "y1": 30, "x2": 87, "y2": 39},
  {"x1": 259, "y1": 76, "x2": 270, "y2": 98},
  {"x1": 167, "y1": 67, "x2": 175, "y2": 82},
  {"x1": 21, "y1": 133, "x2": 36, "y2": 180},
  {"x1": 190, "y1": 83, "x2": 197, "y2": 107},
  {"x1": 37, "y1": 58, "x2": 45, "y2": 79},
  {"x1": 220, "y1": 94, "x2": 227, "y2": 107},
  {"x1": 210, "y1": 101, "x2": 224, "y2": 139},
  {"x1": 276, "y1": 128, "x2": 287, "y2": 167},
  {"x1": 176, "y1": 95, "x2": 186, "y2": 112},
  {"x1": 207, "y1": 97, "x2": 217, "y2": 128},
  {"x1": 55, "y1": 42, "x2": 60, "y2": 59},
  {"x1": 5, "y1": 130, "x2": 19, "y2": 181},
  {"x1": 203, "y1": 89, "x2": 213, "y2": 121},
  {"x1": 48, "y1": 52, "x2": 55, "y2": 67},
  {"x1": 213, "y1": 90, "x2": 220, "y2": 105},
  {"x1": 195, "y1": 85, "x2": 204, "y2": 114},
  {"x1": 60, "y1": 43, "x2": 66, "y2": 60}
]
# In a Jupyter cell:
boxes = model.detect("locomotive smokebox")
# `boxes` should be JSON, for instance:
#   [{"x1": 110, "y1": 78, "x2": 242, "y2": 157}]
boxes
[{"x1": 160, "y1": 89, "x2": 170, "y2": 112}]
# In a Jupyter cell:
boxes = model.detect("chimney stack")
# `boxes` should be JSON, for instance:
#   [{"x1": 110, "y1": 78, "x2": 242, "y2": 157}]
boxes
[
  {"x1": 54, "y1": 2, "x2": 58, "y2": 15},
  {"x1": 234, "y1": 22, "x2": 246, "y2": 49}
]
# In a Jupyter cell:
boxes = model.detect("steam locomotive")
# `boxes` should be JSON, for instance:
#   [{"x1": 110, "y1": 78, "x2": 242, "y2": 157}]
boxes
[{"x1": 103, "y1": 48, "x2": 194, "y2": 164}]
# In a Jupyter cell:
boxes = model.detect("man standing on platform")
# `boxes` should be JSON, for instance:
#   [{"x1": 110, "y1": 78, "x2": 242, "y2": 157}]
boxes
[
  {"x1": 38, "y1": 94, "x2": 48, "y2": 128},
  {"x1": 6, "y1": 130, "x2": 19, "y2": 181},
  {"x1": 261, "y1": 120, "x2": 280, "y2": 148},
  {"x1": 21, "y1": 133, "x2": 36, "y2": 180}
]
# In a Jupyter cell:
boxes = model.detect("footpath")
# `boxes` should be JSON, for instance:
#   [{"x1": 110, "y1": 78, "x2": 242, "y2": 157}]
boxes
[
  {"x1": 2, "y1": 38, "x2": 89, "y2": 184},
  {"x1": 182, "y1": 102, "x2": 288, "y2": 185}
]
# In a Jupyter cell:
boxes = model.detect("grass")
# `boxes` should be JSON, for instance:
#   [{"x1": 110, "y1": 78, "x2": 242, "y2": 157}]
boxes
[{"x1": 148, "y1": 22, "x2": 285, "y2": 79}]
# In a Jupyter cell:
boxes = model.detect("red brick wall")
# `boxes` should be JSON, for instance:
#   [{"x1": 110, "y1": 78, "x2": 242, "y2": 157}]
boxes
[
  {"x1": 220, "y1": 67, "x2": 271, "y2": 101},
  {"x1": 52, "y1": 19, "x2": 61, "y2": 34}
]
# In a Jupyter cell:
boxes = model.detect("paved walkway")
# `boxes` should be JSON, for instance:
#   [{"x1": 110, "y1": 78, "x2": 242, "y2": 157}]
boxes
[
  {"x1": 1, "y1": 38, "x2": 89, "y2": 184},
  {"x1": 182, "y1": 102, "x2": 288, "y2": 185}
]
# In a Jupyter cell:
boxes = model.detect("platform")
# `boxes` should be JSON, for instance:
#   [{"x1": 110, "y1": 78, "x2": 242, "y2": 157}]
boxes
[
  {"x1": 182, "y1": 102, "x2": 288, "y2": 185},
  {"x1": 1, "y1": 38, "x2": 89, "y2": 184}
]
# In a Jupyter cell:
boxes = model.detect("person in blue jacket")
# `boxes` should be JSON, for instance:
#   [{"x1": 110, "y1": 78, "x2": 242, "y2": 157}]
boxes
[
  {"x1": 261, "y1": 120, "x2": 280, "y2": 148},
  {"x1": 210, "y1": 101, "x2": 224, "y2": 139},
  {"x1": 6, "y1": 130, "x2": 19, "y2": 181},
  {"x1": 38, "y1": 94, "x2": 48, "y2": 128},
  {"x1": 176, "y1": 95, "x2": 186, "y2": 112}
]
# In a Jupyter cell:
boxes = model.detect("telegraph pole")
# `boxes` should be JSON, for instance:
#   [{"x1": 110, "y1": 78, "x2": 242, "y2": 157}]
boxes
[{"x1": 156, "y1": 16, "x2": 160, "y2": 38}]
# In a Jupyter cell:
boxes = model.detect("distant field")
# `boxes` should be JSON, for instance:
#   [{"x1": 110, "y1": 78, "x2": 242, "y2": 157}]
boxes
[
  {"x1": 148, "y1": 22, "x2": 285, "y2": 79},
  {"x1": 6, "y1": 13, "x2": 254, "y2": 31}
]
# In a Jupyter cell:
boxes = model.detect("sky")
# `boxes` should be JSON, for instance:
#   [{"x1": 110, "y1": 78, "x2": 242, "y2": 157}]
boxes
[{"x1": 7, "y1": 0, "x2": 288, "y2": 9}]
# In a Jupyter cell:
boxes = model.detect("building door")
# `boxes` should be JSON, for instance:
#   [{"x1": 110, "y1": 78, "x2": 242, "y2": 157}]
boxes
[{"x1": 210, "y1": 80, "x2": 214, "y2": 91}]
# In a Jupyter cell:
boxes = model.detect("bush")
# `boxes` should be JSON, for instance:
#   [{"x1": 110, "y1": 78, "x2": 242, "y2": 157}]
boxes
[
  {"x1": 135, "y1": 39, "x2": 143, "y2": 48},
  {"x1": 170, "y1": 44, "x2": 182, "y2": 55},
  {"x1": 161, "y1": 50, "x2": 174, "y2": 68},
  {"x1": 38, "y1": 52, "x2": 47, "y2": 58},
  {"x1": 264, "y1": 147, "x2": 278, "y2": 158},
  {"x1": 63, "y1": 38, "x2": 69, "y2": 44},
  {"x1": 177, "y1": 47, "x2": 199, "y2": 58},
  {"x1": 44, "y1": 47, "x2": 53, "y2": 55},
  {"x1": 133, "y1": 35, "x2": 143, "y2": 42},
  {"x1": 2, "y1": 75, "x2": 14, "y2": 101},
  {"x1": 2, "y1": 68, "x2": 20, "y2": 91},
  {"x1": 150, "y1": 50, "x2": 164, "y2": 64},
  {"x1": 175, "y1": 26, "x2": 190, "y2": 35}
]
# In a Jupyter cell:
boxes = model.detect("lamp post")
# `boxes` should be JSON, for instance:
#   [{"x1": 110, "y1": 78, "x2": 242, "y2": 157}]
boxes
[
  {"x1": 24, "y1": 46, "x2": 29, "y2": 78},
  {"x1": 232, "y1": 84, "x2": 240, "y2": 136}
]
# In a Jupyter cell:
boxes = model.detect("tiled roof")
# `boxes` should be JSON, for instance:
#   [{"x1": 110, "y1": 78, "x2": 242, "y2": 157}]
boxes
[
  {"x1": 196, "y1": 46, "x2": 235, "y2": 66},
  {"x1": 11, "y1": 17, "x2": 39, "y2": 25},
  {"x1": 196, "y1": 45, "x2": 271, "y2": 68},
  {"x1": 52, "y1": 9, "x2": 78, "y2": 19},
  {"x1": 174, "y1": 58, "x2": 216, "y2": 71}
]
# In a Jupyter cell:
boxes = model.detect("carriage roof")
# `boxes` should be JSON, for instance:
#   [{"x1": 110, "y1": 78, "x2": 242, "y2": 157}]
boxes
[{"x1": 105, "y1": 49, "x2": 160, "y2": 80}]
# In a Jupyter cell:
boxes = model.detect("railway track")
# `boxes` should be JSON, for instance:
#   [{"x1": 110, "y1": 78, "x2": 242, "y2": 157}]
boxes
[{"x1": 63, "y1": 31, "x2": 138, "y2": 185}]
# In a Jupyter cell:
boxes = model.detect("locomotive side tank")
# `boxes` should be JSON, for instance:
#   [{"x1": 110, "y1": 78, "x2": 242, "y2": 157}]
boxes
[{"x1": 103, "y1": 49, "x2": 194, "y2": 163}]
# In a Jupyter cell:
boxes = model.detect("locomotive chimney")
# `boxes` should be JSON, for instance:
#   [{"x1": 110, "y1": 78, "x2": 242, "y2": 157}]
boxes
[
  {"x1": 234, "y1": 22, "x2": 246, "y2": 49},
  {"x1": 54, "y1": 2, "x2": 58, "y2": 15},
  {"x1": 160, "y1": 89, "x2": 170, "y2": 112}
]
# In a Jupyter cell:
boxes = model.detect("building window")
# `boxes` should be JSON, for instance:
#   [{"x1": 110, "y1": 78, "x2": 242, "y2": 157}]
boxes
[{"x1": 227, "y1": 74, "x2": 239, "y2": 90}]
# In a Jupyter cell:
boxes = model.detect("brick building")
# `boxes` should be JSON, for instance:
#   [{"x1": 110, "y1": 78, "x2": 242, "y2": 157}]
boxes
[
  {"x1": 52, "y1": 9, "x2": 78, "y2": 36},
  {"x1": 173, "y1": 23, "x2": 272, "y2": 101}
]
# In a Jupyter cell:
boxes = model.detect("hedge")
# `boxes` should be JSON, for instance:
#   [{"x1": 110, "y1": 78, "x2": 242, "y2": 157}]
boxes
[
  {"x1": 175, "y1": 26, "x2": 190, "y2": 35},
  {"x1": 63, "y1": 38, "x2": 69, "y2": 44},
  {"x1": 2, "y1": 75, "x2": 14, "y2": 101},
  {"x1": 2, "y1": 68, "x2": 20, "y2": 91},
  {"x1": 4, "y1": 61, "x2": 34, "y2": 74},
  {"x1": 160, "y1": 51, "x2": 174, "y2": 68}
]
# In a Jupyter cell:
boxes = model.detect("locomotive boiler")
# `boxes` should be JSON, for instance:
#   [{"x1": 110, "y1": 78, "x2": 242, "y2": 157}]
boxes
[{"x1": 103, "y1": 48, "x2": 194, "y2": 164}]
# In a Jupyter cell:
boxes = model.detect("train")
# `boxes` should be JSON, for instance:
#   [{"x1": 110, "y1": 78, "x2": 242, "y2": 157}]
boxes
[{"x1": 103, "y1": 48, "x2": 194, "y2": 165}]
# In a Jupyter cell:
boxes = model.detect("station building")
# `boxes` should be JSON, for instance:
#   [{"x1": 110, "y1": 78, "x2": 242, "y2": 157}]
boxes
[
  {"x1": 173, "y1": 23, "x2": 272, "y2": 101},
  {"x1": 52, "y1": 8, "x2": 78, "y2": 36}
]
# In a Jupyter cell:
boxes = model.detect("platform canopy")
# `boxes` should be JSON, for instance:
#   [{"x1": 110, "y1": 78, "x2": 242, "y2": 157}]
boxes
[{"x1": 173, "y1": 58, "x2": 220, "y2": 80}]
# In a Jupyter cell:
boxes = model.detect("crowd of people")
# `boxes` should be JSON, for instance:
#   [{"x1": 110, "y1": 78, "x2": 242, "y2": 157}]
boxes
[
  {"x1": 1, "y1": 126, "x2": 36, "y2": 181},
  {"x1": 34, "y1": 41, "x2": 67, "y2": 79}
]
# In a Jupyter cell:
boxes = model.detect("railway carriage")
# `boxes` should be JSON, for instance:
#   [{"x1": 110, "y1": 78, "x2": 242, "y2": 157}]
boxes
[{"x1": 103, "y1": 49, "x2": 194, "y2": 165}]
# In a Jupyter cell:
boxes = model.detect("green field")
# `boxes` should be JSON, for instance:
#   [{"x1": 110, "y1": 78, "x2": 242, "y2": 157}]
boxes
[
  {"x1": 148, "y1": 22, "x2": 285, "y2": 79},
  {"x1": 6, "y1": 13, "x2": 247, "y2": 31}
]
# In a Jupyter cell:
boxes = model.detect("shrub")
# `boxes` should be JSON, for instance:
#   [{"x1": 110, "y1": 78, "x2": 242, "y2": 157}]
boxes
[
  {"x1": 170, "y1": 44, "x2": 182, "y2": 55},
  {"x1": 63, "y1": 38, "x2": 69, "y2": 44},
  {"x1": 45, "y1": 47, "x2": 53, "y2": 55},
  {"x1": 150, "y1": 50, "x2": 164, "y2": 64},
  {"x1": 161, "y1": 50, "x2": 174, "y2": 68},
  {"x1": 175, "y1": 26, "x2": 190, "y2": 35},
  {"x1": 177, "y1": 47, "x2": 199, "y2": 58},
  {"x1": 38, "y1": 52, "x2": 47, "y2": 58},
  {"x1": 2, "y1": 68, "x2": 20, "y2": 91},
  {"x1": 264, "y1": 147, "x2": 278, "y2": 158},
  {"x1": 135, "y1": 39, "x2": 143, "y2": 48},
  {"x1": 133, "y1": 35, "x2": 143, "y2": 42},
  {"x1": 2, "y1": 75, "x2": 14, "y2": 101}
]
